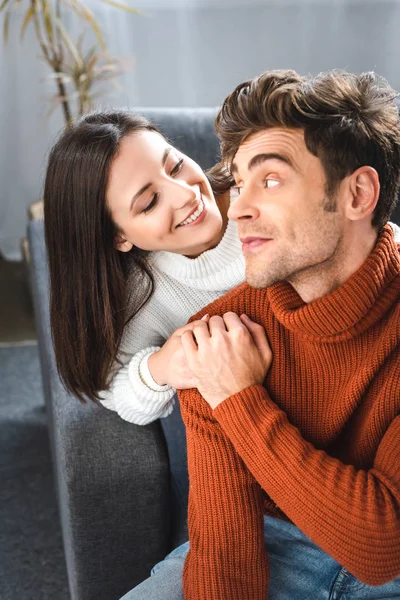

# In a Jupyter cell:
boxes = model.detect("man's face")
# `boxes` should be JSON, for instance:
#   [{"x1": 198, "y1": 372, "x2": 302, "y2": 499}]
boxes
[{"x1": 228, "y1": 128, "x2": 344, "y2": 289}]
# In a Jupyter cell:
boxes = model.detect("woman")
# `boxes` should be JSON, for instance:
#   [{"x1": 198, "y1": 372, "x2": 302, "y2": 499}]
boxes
[{"x1": 44, "y1": 109, "x2": 244, "y2": 510}]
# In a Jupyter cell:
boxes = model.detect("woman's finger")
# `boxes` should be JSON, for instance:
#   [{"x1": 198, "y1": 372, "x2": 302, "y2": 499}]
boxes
[
  {"x1": 240, "y1": 314, "x2": 271, "y2": 358},
  {"x1": 180, "y1": 329, "x2": 199, "y2": 358},
  {"x1": 208, "y1": 315, "x2": 227, "y2": 335},
  {"x1": 191, "y1": 320, "x2": 211, "y2": 345},
  {"x1": 222, "y1": 311, "x2": 246, "y2": 332}
]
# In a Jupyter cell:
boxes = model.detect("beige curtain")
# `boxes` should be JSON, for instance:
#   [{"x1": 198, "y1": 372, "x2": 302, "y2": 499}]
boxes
[{"x1": 1, "y1": 0, "x2": 400, "y2": 258}]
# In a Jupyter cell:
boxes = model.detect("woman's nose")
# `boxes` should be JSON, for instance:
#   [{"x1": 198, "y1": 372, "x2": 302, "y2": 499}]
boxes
[{"x1": 169, "y1": 179, "x2": 199, "y2": 209}]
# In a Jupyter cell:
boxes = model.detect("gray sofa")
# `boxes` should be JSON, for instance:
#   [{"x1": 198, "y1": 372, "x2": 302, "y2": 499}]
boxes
[{"x1": 28, "y1": 108, "x2": 220, "y2": 600}]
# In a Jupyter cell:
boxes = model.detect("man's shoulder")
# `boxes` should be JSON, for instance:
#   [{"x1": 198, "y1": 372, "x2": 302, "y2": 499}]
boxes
[{"x1": 188, "y1": 282, "x2": 264, "y2": 322}]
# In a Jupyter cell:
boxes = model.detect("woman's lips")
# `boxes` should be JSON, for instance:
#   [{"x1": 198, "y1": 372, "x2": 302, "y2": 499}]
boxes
[
  {"x1": 178, "y1": 197, "x2": 207, "y2": 228},
  {"x1": 181, "y1": 202, "x2": 200, "y2": 223},
  {"x1": 182, "y1": 204, "x2": 207, "y2": 227}
]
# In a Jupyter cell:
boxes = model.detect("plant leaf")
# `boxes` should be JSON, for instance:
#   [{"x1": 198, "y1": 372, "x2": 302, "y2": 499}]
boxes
[
  {"x1": 20, "y1": 5, "x2": 34, "y2": 40},
  {"x1": 100, "y1": 0, "x2": 142, "y2": 15},
  {"x1": 47, "y1": 71, "x2": 72, "y2": 84},
  {"x1": 70, "y1": 0, "x2": 106, "y2": 49},
  {"x1": 86, "y1": 52, "x2": 99, "y2": 73},
  {"x1": 54, "y1": 16, "x2": 83, "y2": 68},
  {"x1": 3, "y1": 8, "x2": 11, "y2": 43},
  {"x1": 0, "y1": 0, "x2": 11, "y2": 14},
  {"x1": 39, "y1": 0, "x2": 54, "y2": 45}
]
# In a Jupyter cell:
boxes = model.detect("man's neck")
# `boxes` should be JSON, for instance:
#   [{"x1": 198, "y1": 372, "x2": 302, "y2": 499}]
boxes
[{"x1": 288, "y1": 224, "x2": 379, "y2": 304}]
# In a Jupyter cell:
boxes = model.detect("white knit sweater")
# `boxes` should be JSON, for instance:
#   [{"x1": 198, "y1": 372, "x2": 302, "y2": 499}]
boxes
[
  {"x1": 99, "y1": 221, "x2": 400, "y2": 425},
  {"x1": 99, "y1": 217, "x2": 245, "y2": 424}
]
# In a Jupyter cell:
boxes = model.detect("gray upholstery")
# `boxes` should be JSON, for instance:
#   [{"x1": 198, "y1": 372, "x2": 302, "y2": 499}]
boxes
[
  {"x1": 28, "y1": 108, "x2": 220, "y2": 600},
  {"x1": 136, "y1": 107, "x2": 220, "y2": 170}
]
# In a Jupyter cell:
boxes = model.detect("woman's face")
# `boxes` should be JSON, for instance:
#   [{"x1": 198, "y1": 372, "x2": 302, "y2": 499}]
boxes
[{"x1": 107, "y1": 130, "x2": 224, "y2": 257}]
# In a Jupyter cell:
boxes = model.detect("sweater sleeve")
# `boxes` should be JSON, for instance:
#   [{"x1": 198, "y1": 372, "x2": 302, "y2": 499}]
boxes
[
  {"x1": 179, "y1": 388, "x2": 269, "y2": 600},
  {"x1": 214, "y1": 384, "x2": 400, "y2": 586},
  {"x1": 99, "y1": 305, "x2": 176, "y2": 425}
]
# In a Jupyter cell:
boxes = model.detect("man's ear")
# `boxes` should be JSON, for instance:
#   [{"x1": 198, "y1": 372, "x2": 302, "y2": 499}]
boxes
[
  {"x1": 115, "y1": 232, "x2": 134, "y2": 253},
  {"x1": 346, "y1": 166, "x2": 380, "y2": 222}
]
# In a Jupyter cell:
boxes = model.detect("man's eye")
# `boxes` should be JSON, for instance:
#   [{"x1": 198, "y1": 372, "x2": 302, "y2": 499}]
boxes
[
  {"x1": 265, "y1": 179, "x2": 279, "y2": 189},
  {"x1": 170, "y1": 158, "x2": 184, "y2": 177},
  {"x1": 231, "y1": 185, "x2": 242, "y2": 198},
  {"x1": 142, "y1": 193, "x2": 159, "y2": 214}
]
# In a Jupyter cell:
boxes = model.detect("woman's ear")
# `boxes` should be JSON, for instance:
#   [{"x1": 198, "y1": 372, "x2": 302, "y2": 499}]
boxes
[
  {"x1": 115, "y1": 232, "x2": 134, "y2": 252},
  {"x1": 346, "y1": 166, "x2": 380, "y2": 222}
]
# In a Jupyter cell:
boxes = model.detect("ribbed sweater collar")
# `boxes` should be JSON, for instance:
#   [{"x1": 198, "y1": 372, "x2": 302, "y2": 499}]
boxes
[
  {"x1": 267, "y1": 224, "x2": 400, "y2": 341},
  {"x1": 149, "y1": 218, "x2": 244, "y2": 289}
]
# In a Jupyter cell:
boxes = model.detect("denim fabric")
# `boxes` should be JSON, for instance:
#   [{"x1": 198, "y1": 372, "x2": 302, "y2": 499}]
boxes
[
  {"x1": 159, "y1": 398, "x2": 189, "y2": 547},
  {"x1": 120, "y1": 515, "x2": 400, "y2": 600}
]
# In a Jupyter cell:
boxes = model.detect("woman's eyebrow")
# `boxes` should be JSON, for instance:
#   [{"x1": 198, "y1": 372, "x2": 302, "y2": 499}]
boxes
[{"x1": 130, "y1": 147, "x2": 172, "y2": 210}]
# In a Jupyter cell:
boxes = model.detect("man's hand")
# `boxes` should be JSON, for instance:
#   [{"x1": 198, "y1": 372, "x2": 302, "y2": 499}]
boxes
[
  {"x1": 148, "y1": 320, "x2": 209, "y2": 389},
  {"x1": 181, "y1": 312, "x2": 272, "y2": 409}
]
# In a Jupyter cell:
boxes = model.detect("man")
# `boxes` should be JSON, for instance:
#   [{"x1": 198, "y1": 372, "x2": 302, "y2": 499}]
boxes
[{"x1": 122, "y1": 70, "x2": 400, "y2": 599}]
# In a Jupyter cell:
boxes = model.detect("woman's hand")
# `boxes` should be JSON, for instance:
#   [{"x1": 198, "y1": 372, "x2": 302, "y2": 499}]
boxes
[{"x1": 148, "y1": 318, "x2": 209, "y2": 390}]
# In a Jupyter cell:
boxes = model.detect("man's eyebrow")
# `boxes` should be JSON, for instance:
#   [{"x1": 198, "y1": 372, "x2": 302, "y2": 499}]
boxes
[
  {"x1": 129, "y1": 146, "x2": 172, "y2": 210},
  {"x1": 230, "y1": 152, "x2": 295, "y2": 176}
]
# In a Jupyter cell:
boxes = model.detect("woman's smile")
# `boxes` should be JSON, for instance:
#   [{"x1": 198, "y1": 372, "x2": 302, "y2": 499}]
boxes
[{"x1": 176, "y1": 196, "x2": 206, "y2": 227}]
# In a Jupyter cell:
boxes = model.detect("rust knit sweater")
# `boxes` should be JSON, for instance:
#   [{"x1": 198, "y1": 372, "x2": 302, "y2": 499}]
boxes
[{"x1": 179, "y1": 224, "x2": 400, "y2": 600}]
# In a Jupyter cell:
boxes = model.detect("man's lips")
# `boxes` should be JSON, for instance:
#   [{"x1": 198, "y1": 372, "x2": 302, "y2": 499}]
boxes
[{"x1": 240, "y1": 237, "x2": 272, "y2": 252}]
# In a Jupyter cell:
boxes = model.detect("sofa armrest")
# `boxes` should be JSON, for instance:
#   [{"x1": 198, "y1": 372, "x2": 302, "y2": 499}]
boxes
[{"x1": 28, "y1": 220, "x2": 170, "y2": 600}]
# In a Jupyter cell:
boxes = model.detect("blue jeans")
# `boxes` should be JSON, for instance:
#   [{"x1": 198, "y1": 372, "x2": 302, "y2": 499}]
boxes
[
  {"x1": 120, "y1": 515, "x2": 400, "y2": 599},
  {"x1": 159, "y1": 398, "x2": 189, "y2": 547}
]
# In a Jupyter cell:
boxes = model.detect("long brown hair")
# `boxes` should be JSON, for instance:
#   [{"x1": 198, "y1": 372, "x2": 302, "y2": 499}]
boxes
[
  {"x1": 44, "y1": 111, "x2": 157, "y2": 403},
  {"x1": 44, "y1": 110, "x2": 231, "y2": 403},
  {"x1": 215, "y1": 69, "x2": 400, "y2": 229}
]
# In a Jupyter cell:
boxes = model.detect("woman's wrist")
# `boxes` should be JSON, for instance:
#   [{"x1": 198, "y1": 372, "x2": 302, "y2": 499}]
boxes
[{"x1": 148, "y1": 349, "x2": 167, "y2": 386}]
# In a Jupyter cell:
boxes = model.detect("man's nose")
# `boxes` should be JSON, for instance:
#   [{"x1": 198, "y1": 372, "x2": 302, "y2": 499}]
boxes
[{"x1": 228, "y1": 187, "x2": 259, "y2": 222}]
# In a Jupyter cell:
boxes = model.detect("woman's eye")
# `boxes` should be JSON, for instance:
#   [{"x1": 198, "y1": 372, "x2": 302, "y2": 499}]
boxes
[
  {"x1": 142, "y1": 193, "x2": 159, "y2": 214},
  {"x1": 265, "y1": 178, "x2": 279, "y2": 189},
  {"x1": 170, "y1": 158, "x2": 184, "y2": 177}
]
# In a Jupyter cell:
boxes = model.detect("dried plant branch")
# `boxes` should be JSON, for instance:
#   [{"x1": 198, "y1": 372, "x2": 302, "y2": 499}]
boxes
[
  {"x1": 0, "y1": 0, "x2": 139, "y2": 126},
  {"x1": 101, "y1": 0, "x2": 141, "y2": 14}
]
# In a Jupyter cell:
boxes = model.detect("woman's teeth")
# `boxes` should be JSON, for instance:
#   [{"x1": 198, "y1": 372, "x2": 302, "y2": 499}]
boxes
[{"x1": 179, "y1": 198, "x2": 204, "y2": 226}]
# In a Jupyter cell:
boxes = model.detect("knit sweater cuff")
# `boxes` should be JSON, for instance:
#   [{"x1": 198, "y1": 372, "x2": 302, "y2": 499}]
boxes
[
  {"x1": 214, "y1": 384, "x2": 277, "y2": 432},
  {"x1": 137, "y1": 347, "x2": 171, "y2": 392},
  {"x1": 127, "y1": 347, "x2": 176, "y2": 415},
  {"x1": 99, "y1": 349, "x2": 176, "y2": 425}
]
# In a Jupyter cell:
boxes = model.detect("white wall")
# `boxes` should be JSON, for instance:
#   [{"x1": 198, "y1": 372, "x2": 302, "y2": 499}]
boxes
[{"x1": 1, "y1": 0, "x2": 400, "y2": 258}]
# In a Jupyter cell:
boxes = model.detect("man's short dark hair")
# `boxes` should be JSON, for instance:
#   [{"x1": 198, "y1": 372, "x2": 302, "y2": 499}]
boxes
[{"x1": 215, "y1": 69, "x2": 400, "y2": 229}]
